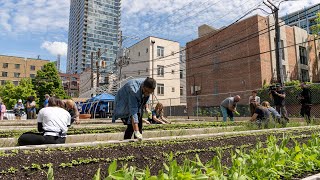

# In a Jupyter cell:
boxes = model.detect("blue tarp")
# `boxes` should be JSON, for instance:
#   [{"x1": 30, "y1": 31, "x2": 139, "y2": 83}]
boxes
[{"x1": 88, "y1": 93, "x2": 115, "y2": 102}]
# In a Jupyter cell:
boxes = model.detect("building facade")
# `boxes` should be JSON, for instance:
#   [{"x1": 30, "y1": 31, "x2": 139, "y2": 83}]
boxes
[
  {"x1": 59, "y1": 73, "x2": 80, "y2": 97},
  {"x1": 67, "y1": 0, "x2": 121, "y2": 74},
  {"x1": 121, "y1": 36, "x2": 184, "y2": 107},
  {"x1": 186, "y1": 15, "x2": 319, "y2": 113},
  {"x1": 281, "y1": 3, "x2": 320, "y2": 34},
  {"x1": 180, "y1": 47, "x2": 187, "y2": 104},
  {"x1": 0, "y1": 55, "x2": 49, "y2": 85}
]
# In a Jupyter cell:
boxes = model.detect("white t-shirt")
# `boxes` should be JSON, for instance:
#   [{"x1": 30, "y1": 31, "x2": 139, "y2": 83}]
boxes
[
  {"x1": 37, "y1": 107, "x2": 71, "y2": 137},
  {"x1": 249, "y1": 96, "x2": 260, "y2": 104}
]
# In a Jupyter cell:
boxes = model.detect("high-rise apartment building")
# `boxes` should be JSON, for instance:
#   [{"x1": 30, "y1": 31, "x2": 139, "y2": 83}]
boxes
[
  {"x1": 281, "y1": 3, "x2": 320, "y2": 34},
  {"x1": 67, "y1": 0, "x2": 121, "y2": 74}
]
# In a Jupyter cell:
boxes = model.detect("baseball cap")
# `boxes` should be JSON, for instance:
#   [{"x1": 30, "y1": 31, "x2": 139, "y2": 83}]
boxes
[
  {"x1": 45, "y1": 94, "x2": 50, "y2": 97},
  {"x1": 18, "y1": 99, "x2": 22, "y2": 103}
]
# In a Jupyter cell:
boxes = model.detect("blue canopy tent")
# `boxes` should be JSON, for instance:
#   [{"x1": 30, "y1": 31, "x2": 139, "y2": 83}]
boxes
[{"x1": 82, "y1": 93, "x2": 115, "y2": 118}]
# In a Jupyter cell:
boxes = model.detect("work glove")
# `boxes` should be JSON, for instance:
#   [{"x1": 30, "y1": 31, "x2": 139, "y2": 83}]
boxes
[
  {"x1": 234, "y1": 111, "x2": 240, "y2": 116},
  {"x1": 134, "y1": 131, "x2": 143, "y2": 140}
]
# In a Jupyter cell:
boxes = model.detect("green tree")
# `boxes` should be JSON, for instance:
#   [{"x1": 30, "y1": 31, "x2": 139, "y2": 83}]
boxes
[
  {"x1": 311, "y1": 12, "x2": 320, "y2": 35},
  {"x1": 0, "y1": 79, "x2": 37, "y2": 109},
  {"x1": 33, "y1": 62, "x2": 68, "y2": 107}
]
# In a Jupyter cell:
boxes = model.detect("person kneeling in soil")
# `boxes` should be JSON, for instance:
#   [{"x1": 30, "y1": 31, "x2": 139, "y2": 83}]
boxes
[
  {"x1": 112, "y1": 77, "x2": 156, "y2": 140},
  {"x1": 261, "y1": 101, "x2": 281, "y2": 124},
  {"x1": 18, "y1": 97, "x2": 71, "y2": 146},
  {"x1": 148, "y1": 103, "x2": 171, "y2": 124},
  {"x1": 250, "y1": 102, "x2": 270, "y2": 129}
]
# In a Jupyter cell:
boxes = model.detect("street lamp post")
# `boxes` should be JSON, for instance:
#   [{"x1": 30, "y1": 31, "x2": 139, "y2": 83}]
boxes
[{"x1": 151, "y1": 40, "x2": 155, "y2": 105}]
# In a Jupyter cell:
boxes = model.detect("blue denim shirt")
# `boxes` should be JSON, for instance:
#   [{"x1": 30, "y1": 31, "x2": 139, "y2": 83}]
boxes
[{"x1": 112, "y1": 78, "x2": 149, "y2": 124}]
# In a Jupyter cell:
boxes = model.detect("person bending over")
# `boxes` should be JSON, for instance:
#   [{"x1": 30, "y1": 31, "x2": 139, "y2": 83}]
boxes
[
  {"x1": 250, "y1": 102, "x2": 270, "y2": 129},
  {"x1": 112, "y1": 77, "x2": 156, "y2": 140}
]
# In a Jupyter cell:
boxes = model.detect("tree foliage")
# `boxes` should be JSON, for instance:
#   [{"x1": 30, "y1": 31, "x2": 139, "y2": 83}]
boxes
[
  {"x1": 311, "y1": 12, "x2": 320, "y2": 35},
  {"x1": 0, "y1": 79, "x2": 37, "y2": 109},
  {"x1": 32, "y1": 62, "x2": 69, "y2": 107}
]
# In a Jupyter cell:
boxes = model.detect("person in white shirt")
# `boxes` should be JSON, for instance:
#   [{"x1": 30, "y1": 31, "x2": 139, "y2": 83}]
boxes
[
  {"x1": 18, "y1": 97, "x2": 71, "y2": 146},
  {"x1": 249, "y1": 90, "x2": 260, "y2": 116}
]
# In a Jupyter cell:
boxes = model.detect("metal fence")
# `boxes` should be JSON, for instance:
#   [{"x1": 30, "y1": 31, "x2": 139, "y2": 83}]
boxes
[{"x1": 161, "y1": 83, "x2": 320, "y2": 119}]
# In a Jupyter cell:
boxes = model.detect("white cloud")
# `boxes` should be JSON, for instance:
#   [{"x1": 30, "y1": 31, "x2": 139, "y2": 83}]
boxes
[
  {"x1": 0, "y1": 0, "x2": 69, "y2": 35},
  {"x1": 41, "y1": 41, "x2": 68, "y2": 56}
]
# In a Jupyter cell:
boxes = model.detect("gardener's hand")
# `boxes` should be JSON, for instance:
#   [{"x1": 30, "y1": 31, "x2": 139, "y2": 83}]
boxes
[{"x1": 134, "y1": 131, "x2": 143, "y2": 140}]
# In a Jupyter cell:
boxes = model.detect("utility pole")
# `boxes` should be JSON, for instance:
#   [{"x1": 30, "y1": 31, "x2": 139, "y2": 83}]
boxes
[
  {"x1": 264, "y1": 0, "x2": 293, "y2": 86},
  {"x1": 97, "y1": 48, "x2": 101, "y2": 88},
  {"x1": 91, "y1": 52, "x2": 94, "y2": 88},
  {"x1": 151, "y1": 40, "x2": 155, "y2": 105}
]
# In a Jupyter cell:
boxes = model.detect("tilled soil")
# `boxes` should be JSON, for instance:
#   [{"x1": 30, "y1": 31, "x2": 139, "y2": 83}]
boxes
[{"x1": 0, "y1": 129, "x2": 319, "y2": 180}]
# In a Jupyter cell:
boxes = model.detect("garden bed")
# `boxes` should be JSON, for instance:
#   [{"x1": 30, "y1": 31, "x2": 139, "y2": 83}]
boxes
[{"x1": 0, "y1": 127, "x2": 319, "y2": 179}]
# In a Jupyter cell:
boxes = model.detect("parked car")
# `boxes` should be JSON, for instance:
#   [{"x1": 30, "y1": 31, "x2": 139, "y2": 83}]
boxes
[{"x1": 3, "y1": 110, "x2": 27, "y2": 120}]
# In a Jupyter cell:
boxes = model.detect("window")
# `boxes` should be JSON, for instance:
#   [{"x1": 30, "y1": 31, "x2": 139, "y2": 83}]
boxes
[
  {"x1": 280, "y1": 40, "x2": 285, "y2": 60},
  {"x1": 171, "y1": 69, "x2": 175, "y2": 74},
  {"x1": 301, "y1": 69, "x2": 309, "y2": 82},
  {"x1": 138, "y1": 70, "x2": 140, "y2": 75},
  {"x1": 146, "y1": 48, "x2": 148, "y2": 53},
  {"x1": 146, "y1": 68, "x2": 149, "y2": 72},
  {"x1": 2, "y1": 72, "x2": 7, "y2": 77},
  {"x1": 30, "y1": 74, "x2": 35, "y2": 78},
  {"x1": 2, "y1": 63, "x2": 8, "y2": 68},
  {"x1": 157, "y1": 83, "x2": 164, "y2": 95},
  {"x1": 157, "y1": 46, "x2": 164, "y2": 57},
  {"x1": 180, "y1": 87, "x2": 183, "y2": 96},
  {"x1": 13, "y1": 81, "x2": 19, "y2": 86},
  {"x1": 1, "y1": 80, "x2": 6, "y2": 85},
  {"x1": 15, "y1": 64, "x2": 20, "y2": 69},
  {"x1": 30, "y1": 65, "x2": 36, "y2": 71},
  {"x1": 172, "y1": 87, "x2": 175, "y2": 92},
  {"x1": 138, "y1": 52, "x2": 140, "y2": 56},
  {"x1": 180, "y1": 70, "x2": 183, "y2": 79},
  {"x1": 14, "y1": 73, "x2": 20, "y2": 78},
  {"x1": 157, "y1": 65, "x2": 164, "y2": 76},
  {"x1": 299, "y1": 46, "x2": 307, "y2": 65}
]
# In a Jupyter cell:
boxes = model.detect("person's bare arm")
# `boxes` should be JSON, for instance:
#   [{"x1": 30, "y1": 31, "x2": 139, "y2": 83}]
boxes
[
  {"x1": 73, "y1": 104, "x2": 80, "y2": 124},
  {"x1": 250, "y1": 113, "x2": 258, "y2": 122},
  {"x1": 160, "y1": 116, "x2": 171, "y2": 124},
  {"x1": 152, "y1": 115, "x2": 165, "y2": 124}
]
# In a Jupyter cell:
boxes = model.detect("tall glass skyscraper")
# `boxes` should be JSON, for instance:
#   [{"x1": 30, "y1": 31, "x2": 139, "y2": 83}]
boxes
[{"x1": 67, "y1": 0, "x2": 121, "y2": 74}]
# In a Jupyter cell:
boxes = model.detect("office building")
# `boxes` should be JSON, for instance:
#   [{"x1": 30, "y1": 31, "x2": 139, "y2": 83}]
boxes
[
  {"x1": 0, "y1": 55, "x2": 49, "y2": 85},
  {"x1": 281, "y1": 3, "x2": 320, "y2": 34}
]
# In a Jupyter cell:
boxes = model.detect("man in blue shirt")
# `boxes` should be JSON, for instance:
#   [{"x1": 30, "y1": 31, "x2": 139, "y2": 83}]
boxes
[{"x1": 112, "y1": 77, "x2": 156, "y2": 140}]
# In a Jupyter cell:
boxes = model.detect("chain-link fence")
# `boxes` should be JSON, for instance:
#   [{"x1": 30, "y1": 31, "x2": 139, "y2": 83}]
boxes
[{"x1": 161, "y1": 83, "x2": 320, "y2": 119}]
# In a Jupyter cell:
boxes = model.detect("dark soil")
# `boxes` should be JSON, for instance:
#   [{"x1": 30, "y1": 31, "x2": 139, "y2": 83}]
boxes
[{"x1": 0, "y1": 129, "x2": 319, "y2": 180}]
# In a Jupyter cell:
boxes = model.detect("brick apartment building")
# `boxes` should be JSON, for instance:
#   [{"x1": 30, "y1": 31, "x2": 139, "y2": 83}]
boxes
[
  {"x1": 59, "y1": 73, "x2": 80, "y2": 98},
  {"x1": 0, "y1": 55, "x2": 49, "y2": 85},
  {"x1": 186, "y1": 14, "x2": 319, "y2": 113}
]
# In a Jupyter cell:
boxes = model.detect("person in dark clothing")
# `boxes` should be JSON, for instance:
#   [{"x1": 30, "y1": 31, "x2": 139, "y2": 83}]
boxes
[
  {"x1": 250, "y1": 102, "x2": 270, "y2": 128},
  {"x1": 269, "y1": 84, "x2": 289, "y2": 122},
  {"x1": 297, "y1": 82, "x2": 312, "y2": 123}
]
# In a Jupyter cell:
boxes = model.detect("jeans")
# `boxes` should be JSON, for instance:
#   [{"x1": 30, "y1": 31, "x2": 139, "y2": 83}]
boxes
[
  {"x1": 275, "y1": 105, "x2": 289, "y2": 120},
  {"x1": 220, "y1": 106, "x2": 234, "y2": 122}
]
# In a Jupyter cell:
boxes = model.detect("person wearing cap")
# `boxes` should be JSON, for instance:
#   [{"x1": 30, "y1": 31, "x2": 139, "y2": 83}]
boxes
[
  {"x1": 44, "y1": 94, "x2": 50, "y2": 107},
  {"x1": 112, "y1": 77, "x2": 156, "y2": 140},
  {"x1": 14, "y1": 99, "x2": 25, "y2": 120}
]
